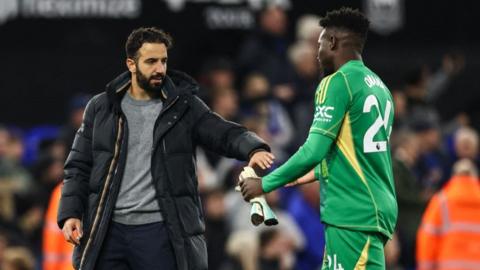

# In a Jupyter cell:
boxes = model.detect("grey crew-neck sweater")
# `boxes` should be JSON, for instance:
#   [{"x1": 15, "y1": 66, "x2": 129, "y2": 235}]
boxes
[{"x1": 113, "y1": 92, "x2": 163, "y2": 225}]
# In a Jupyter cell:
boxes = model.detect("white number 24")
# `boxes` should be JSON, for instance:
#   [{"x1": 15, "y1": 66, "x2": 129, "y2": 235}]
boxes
[{"x1": 363, "y1": 95, "x2": 392, "y2": 153}]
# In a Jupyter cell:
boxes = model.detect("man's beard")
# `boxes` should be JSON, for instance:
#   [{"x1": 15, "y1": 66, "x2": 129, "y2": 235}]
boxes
[{"x1": 136, "y1": 68, "x2": 165, "y2": 94}]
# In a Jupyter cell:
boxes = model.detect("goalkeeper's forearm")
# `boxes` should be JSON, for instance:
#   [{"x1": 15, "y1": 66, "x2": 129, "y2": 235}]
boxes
[{"x1": 262, "y1": 132, "x2": 333, "y2": 192}]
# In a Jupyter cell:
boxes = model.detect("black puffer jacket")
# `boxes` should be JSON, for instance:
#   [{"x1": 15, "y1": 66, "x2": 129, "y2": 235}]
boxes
[{"x1": 57, "y1": 70, "x2": 270, "y2": 270}]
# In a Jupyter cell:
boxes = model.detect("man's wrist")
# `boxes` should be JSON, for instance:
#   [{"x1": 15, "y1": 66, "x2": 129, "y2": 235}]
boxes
[{"x1": 248, "y1": 148, "x2": 268, "y2": 159}]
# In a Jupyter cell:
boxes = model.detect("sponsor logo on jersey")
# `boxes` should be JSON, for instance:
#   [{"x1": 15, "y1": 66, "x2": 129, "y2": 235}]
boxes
[{"x1": 314, "y1": 105, "x2": 334, "y2": 122}]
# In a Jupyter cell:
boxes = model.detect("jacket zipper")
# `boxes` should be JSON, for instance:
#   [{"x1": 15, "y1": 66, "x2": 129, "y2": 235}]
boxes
[
  {"x1": 150, "y1": 95, "x2": 180, "y2": 208},
  {"x1": 78, "y1": 116, "x2": 124, "y2": 270},
  {"x1": 158, "y1": 96, "x2": 180, "y2": 126},
  {"x1": 152, "y1": 96, "x2": 180, "y2": 151},
  {"x1": 150, "y1": 97, "x2": 181, "y2": 242}
]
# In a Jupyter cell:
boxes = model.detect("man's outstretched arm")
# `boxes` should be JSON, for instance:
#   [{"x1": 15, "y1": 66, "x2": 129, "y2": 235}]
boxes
[{"x1": 191, "y1": 95, "x2": 273, "y2": 167}]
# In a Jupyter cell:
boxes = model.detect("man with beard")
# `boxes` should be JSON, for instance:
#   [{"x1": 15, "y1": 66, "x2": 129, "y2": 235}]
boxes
[
  {"x1": 58, "y1": 27, "x2": 274, "y2": 270},
  {"x1": 240, "y1": 8, "x2": 397, "y2": 269}
]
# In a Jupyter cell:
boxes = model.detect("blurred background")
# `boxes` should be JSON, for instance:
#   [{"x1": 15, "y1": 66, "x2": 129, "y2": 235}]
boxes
[{"x1": 0, "y1": 0, "x2": 479, "y2": 269}]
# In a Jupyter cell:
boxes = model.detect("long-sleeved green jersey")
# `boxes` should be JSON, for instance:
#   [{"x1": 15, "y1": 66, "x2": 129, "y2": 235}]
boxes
[{"x1": 262, "y1": 60, "x2": 397, "y2": 238}]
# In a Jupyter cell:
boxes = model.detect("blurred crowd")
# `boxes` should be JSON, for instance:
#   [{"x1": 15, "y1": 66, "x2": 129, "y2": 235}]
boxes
[{"x1": 1, "y1": 4, "x2": 478, "y2": 270}]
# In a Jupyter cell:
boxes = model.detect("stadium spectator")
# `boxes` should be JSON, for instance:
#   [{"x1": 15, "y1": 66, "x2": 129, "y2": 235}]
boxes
[
  {"x1": 198, "y1": 57, "x2": 236, "y2": 94},
  {"x1": 59, "y1": 94, "x2": 92, "y2": 150},
  {"x1": 0, "y1": 129, "x2": 33, "y2": 195},
  {"x1": 392, "y1": 89, "x2": 408, "y2": 130},
  {"x1": 392, "y1": 130, "x2": 432, "y2": 269},
  {"x1": 286, "y1": 181, "x2": 325, "y2": 270},
  {"x1": 1, "y1": 246, "x2": 35, "y2": 270},
  {"x1": 258, "y1": 228, "x2": 296, "y2": 270},
  {"x1": 237, "y1": 4, "x2": 296, "y2": 104},
  {"x1": 0, "y1": 231, "x2": 7, "y2": 262},
  {"x1": 0, "y1": 128, "x2": 37, "y2": 255},
  {"x1": 417, "y1": 159, "x2": 480, "y2": 270},
  {"x1": 288, "y1": 40, "x2": 320, "y2": 150},
  {"x1": 264, "y1": 190, "x2": 305, "y2": 253},
  {"x1": 209, "y1": 87, "x2": 239, "y2": 122},
  {"x1": 225, "y1": 187, "x2": 304, "y2": 255},
  {"x1": 2, "y1": 129, "x2": 24, "y2": 165},
  {"x1": 8, "y1": 140, "x2": 66, "y2": 262},
  {"x1": 37, "y1": 139, "x2": 67, "y2": 163},
  {"x1": 225, "y1": 230, "x2": 258, "y2": 270},
  {"x1": 42, "y1": 184, "x2": 74, "y2": 270},
  {"x1": 411, "y1": 118, "x2": 449, "y2": 189},
  {"x1": 241, "y1": 73, "x2": 294, "y2": 162},
  {"x1": 225, "y1": 191, "x2": 304, "y2": 270},
  {"x1": 0, "y1": 190, "x2": 25, "y2": 254},
  {"x1": 288, "y1": 41, "x2": 319, "y2": 103},
  {"x1": 0, "y1": 126, "x2": 9, "y2": 157},
  {"x1": 295, "y1": 15, "x2": 322, "y2": 47},
  {"x1": 203, "y1": 188, "x2": 230, "y2": 270},
  {"x1": 453, "y1": 126, "x2": 479, "y2": 162},
  {"x1": 31, "y1": 154, "x2": 64, "y2": 209},
  {"x1": 404, "y1": 53, "x2": 464, "y2": 131}
]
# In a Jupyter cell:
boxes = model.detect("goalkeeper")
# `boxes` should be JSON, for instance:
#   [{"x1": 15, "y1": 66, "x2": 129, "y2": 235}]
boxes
[{"x1": 240, "y1": 7, "x2": 397, "y2": 270}]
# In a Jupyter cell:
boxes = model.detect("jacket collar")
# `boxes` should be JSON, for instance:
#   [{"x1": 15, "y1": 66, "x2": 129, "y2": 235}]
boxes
[{"x1": 105, "y1": 69, "x2": 199, "y2": 113}]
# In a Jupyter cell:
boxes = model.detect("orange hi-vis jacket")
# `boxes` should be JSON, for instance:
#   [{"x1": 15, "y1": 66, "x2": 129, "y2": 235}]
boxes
[
  {"x1": 417, "y1": 175, "x2": 480, "y2": 270},
  {"x1": 43, "y1": 184, "x2": 74, "y2": 270}
]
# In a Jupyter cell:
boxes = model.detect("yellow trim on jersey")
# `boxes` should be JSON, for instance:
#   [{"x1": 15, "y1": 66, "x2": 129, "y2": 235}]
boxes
[
  {"x1": 321, "y1": 73, "x2": 335, "y2": 103},
  {"x1": 354, "y1": 237, "x2": 371, "y2": 270},
  {"x1": 336, "y1": 113, "x2": 366, "y2": 183},
  {"x1": 316, "y1": 77, "x2": 327, "y2": 104},
  {"x1": 335, "y1": 113, "x2": 382, "y2": 231}
]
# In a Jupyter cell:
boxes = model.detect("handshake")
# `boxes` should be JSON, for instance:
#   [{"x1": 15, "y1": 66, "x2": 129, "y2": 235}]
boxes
[{"x1": 236, "y1": 167, "x2": 278, "y2": 226}]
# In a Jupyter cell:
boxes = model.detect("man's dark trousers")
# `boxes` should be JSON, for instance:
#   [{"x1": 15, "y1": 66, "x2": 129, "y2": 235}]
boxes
[{"x1": 95, "y1": 221, "x2": 177, "y2": 270}]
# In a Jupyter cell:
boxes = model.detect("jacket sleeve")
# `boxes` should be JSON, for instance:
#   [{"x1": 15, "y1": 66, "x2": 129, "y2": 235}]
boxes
[
  {"x1": 191, "y1": 96, "x2": 270, "y2": 161},
  {"x1": 57, "y1": 96, "x2": 97, "y2": 228}
]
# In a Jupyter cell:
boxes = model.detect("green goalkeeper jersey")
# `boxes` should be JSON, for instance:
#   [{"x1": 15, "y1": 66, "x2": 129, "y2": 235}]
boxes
[
  {"x1": 312, "y1": 60, "x2": 397, "y2": 238},
  {"x1": 262, "y1": 60, "x2": 397, "y2": 238}
]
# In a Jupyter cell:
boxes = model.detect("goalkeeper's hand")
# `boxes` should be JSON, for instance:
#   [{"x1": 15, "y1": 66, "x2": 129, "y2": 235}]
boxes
[{"x1": 239, "y1": 175, "x2": 264, "y2": 202}]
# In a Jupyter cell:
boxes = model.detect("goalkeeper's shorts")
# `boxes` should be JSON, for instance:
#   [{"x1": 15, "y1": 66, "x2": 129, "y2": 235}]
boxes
[{"x1": 321, "y1": 225, "x2": 387, "y2": 270}]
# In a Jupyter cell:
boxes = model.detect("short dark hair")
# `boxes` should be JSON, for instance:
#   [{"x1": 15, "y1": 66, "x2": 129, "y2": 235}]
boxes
[
  {"x1": 319, "y1": 7, "x2": 370, "y2": 43},
  {"x1": 125, "y1": 27, "x2": 173, "y2": 60}
]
